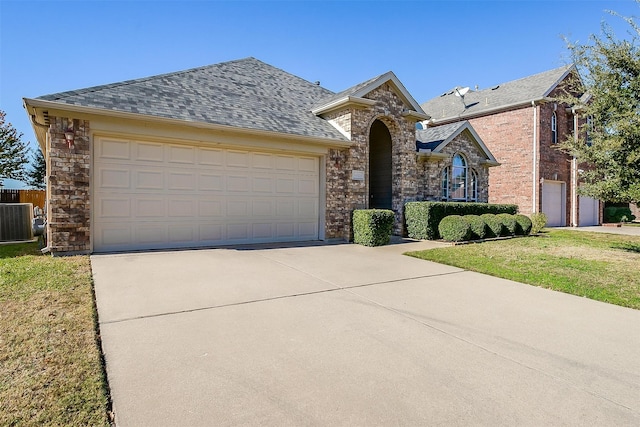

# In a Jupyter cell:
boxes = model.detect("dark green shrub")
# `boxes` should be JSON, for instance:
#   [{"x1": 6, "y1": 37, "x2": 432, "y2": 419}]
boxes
[
  {"x1": 352, "y1": 209, "x2": 395, "y2": 246},
  {"x1": 515, "y1": 214, "x2": 533, "y2": 235},
  {"x1": 530, "y1": 212, "x2": 547, "y2": 234},
  {"x1": 438, "y1": 215, "x2": 471, "y2": 242},
  {"x1": 405, "y1": 202, "x2": 518, "y2": 240},
  {"x1": 481, "y1": 214, "x2": 503, "y2": 237},
  {"x1": 604, "y1": 206, "x2": 636, "y2": 223},
  {"x1": 463, "y1": 215, "x2": 487, "y2": 239},
  {"x1": 497, "y1": 213, "x2": 517, "y2": 236}
]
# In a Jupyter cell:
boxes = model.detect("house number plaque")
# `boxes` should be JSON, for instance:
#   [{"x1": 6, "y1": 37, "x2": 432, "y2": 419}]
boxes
[{"x1": 351, "y1": 170, "x2": 365, "y2": 181}]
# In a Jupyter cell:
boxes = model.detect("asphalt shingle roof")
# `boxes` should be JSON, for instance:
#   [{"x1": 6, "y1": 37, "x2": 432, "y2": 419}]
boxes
[
  {"x1": 38, "y1": 57, "x2": 348, "y2": 141},
  {"x1": 416, "y1": 121, "x2": 467, "y2": 151},
  {"x1": 421, "y1": 65, "x2": 575, "y2": 123}
]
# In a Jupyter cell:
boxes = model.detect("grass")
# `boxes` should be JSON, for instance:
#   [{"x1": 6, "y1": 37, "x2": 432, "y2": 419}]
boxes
[
  {"x1": 406, "y1": 229, "x2": 640, "y2": 310},
  {"x1": 0, "y1": 242, "x2": 111, "y2": 426}
]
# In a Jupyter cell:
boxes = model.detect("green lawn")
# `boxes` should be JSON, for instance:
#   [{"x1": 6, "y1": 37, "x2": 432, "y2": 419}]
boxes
[
  {"x1": 406, "y1": 229, "x2": 640, "y2": 310},
  {"x1": 0, "y1": 242, "x2": 111, "y2": 426}
]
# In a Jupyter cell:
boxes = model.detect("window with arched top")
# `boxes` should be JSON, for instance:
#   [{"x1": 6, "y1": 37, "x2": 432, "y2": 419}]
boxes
[
  {"x1": 451, "y1": 154, "x2": 467, "y2": 200},
  {"x1": 551, "y1": 112, "x2": 558, "y2": 144},
  {"x1": 440, "y1": 154, "x2": 477, "y2": 201}
]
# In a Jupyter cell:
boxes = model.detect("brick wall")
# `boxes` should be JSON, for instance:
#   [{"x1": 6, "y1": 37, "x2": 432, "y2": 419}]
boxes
[
  {"x1": 468, "y1": 99, "x2": 575, "y2": 223},
  {"x1": 468, "y1": 107, "x2": 535, "y2": 212},
  {"x1": 46, "y1": 117, "x2": 91, "y2": 254}
]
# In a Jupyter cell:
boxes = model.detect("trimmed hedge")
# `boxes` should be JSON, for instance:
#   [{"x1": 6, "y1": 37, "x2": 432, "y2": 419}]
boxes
[
  {"x1": 515, "y1": 214, "x2": 532, "y2": 235},
  {"x1": 463, "y1": 215, "x2": 487, "y2": 239},
  {"x1": 530, "y1": 212, "x2": 548, "y2": 234},
  {"x1": 497, "y1": 213, "x2": 517, "y2": 236},
  {"x1": 405, "y1": 202, "x2": 518, "y2": 240},
  {"x1": 480, "y1": 214, "x2": 504, "y2": 237},
  {"x1": 352, "y1": 209, "x2": 395, "y2": 246},
  {"x1": 438, "y1": 215, "x2": 471, "y2": 242}
]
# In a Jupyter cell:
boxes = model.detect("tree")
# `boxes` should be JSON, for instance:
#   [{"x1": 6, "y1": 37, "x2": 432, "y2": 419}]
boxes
[
  {"x1": 0, "y1": 110, "x2": 29, "y2": 186},
  {"x1": 26, "y1": 147, "x2": 46, "y2": 189},
  {"x1": 560, "y1": 7, "x2": 640, "y2": 204}
]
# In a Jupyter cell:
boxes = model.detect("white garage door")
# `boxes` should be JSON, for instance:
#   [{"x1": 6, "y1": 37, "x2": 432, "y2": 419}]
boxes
[
  {"x1": 542, "y1": 181, "x2": 566, "y2": 227},
  {"x1": 93, "y1": 137, "x2": 320, "y2": 252},
  {"x1": 579, "y1": 196, "x2": 600, "y2": 226}
]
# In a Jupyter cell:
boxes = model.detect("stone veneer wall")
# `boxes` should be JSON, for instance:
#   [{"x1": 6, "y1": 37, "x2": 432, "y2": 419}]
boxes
[
  {"x1": 418, "y1": 131, "x2": 490, "y2": 202},
  {"x1": 323, "y1": 83, "x2": 419, "y2": 240},
  {"x1": 46, "y1": 117, "x2": 91, "y2": 254}
]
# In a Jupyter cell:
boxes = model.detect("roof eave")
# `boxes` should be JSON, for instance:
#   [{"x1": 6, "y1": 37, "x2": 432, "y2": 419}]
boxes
[
  {"x1": 429, "y1": 97, "x2": 552, "y2": 125},
  {"x1": 402, "y1": 110, "x2": 431, "y2": 121},
  {"x1": 311, "y1": 96, "x2": 377, "y2": 115},
  {"x1": 23, "y1": 98, "x2": 353, "y2": 149}
]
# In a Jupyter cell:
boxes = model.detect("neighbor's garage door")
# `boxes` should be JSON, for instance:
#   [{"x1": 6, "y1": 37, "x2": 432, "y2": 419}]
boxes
[
  {"x1": 579, "y1": 196, "x2": 599, "y2": 226},
  {"x1": 93, "y1": 137, "x2": 320, "y2": 252},
  {"x1": 542, "y1": 181, "x2": 566, "y2": 227}
]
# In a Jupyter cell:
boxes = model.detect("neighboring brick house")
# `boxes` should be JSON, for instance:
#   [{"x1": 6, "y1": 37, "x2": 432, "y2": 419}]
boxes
[
  {"x1": 23, "y1": 57, "x2": 497, "y2": 254},
  {"x1": 421, "y1": 65, "x2": 601, "y2": 227}
]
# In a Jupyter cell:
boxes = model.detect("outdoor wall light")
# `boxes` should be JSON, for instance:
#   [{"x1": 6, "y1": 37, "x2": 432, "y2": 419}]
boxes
[{"x1": 64, "y1": 129, "x2": 75, "y2": 149}]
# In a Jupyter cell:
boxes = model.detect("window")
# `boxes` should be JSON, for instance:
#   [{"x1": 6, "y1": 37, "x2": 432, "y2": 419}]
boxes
[
  {"x1": 451, "y1": 154, "x2": 467, "y2": 200},
  {"x1": 441, "y1": 167, "x2": 449, "y2": 200},
  {"x1": 586, "y1": 115, "x2": 593, "y2": 146},
  {"x1": 551, "y1": 112, "x2": 557, "y2": 144},
  {"x1": 440, "y1": 154, "x2": 476, "y2": 201},
  {"x1": 470, "y1": 169, "x2": 478, "y2": 201}
]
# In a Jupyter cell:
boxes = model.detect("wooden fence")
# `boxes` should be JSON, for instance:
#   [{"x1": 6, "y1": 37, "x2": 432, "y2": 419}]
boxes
[{"x1": 0, "y1": 189, "x2": 46, "y2": 209}]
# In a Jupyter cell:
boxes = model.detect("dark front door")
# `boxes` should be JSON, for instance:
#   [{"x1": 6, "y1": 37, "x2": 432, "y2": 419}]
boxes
[{"x1": 369, "y1": 120, "x2": 392, "y2": 209}]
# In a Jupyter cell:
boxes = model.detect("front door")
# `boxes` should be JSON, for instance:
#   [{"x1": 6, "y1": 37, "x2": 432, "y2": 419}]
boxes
[{"x1": 369, "y1": 120, "x2": 392, "y2": 209}]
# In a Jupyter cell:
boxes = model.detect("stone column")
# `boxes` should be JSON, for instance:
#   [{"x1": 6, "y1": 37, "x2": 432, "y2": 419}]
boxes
[{"x1": 47, "y1": 117, "x2": 91, "y2": 254}]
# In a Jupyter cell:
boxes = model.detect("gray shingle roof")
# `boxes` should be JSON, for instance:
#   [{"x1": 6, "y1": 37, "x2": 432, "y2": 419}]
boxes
[
  {"x1": 311, "y1": 73, "x2": 385, "y2": 110},
  {"x1": 421, "y1": 65, "x2": 575, "y2": 123},
  {"x1": 37, "y1": 57, "x2": 348, "y2": 141},
  {"x1": 416, "y1": 121, "x2": 466, "y2": 149}
]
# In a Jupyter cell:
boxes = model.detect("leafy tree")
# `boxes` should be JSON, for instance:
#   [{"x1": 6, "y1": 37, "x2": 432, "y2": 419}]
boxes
[
  {"x1": 26, "y1": 147, "x2": 46, "y2": 189},
  {"x1": 560, "y1": 7, "x2": 640, "y2": 204},
  {"x1": 0, "y1": 110, "x2": 29, "y2": 186}
]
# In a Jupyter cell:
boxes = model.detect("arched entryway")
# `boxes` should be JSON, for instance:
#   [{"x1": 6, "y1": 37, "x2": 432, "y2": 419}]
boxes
[{"x1": 369, "y1": 120, "x2": 392, "y2": 209}]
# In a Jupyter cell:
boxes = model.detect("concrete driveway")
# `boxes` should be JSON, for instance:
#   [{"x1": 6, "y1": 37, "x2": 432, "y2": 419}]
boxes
[{"x1": 91, "y1": 240, "x2": 640, "y2": 426}]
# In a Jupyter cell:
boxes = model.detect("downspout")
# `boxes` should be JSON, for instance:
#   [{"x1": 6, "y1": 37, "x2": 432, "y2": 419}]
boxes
[
  {"x1": 531, "y1": 101, "x2": 538, "y2": 213},
  {"x1": 571, "y1": 112, "x2": 579, "y2": 226}
]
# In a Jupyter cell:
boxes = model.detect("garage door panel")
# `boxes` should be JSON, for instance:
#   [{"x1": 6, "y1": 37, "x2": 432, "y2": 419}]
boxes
[
  {"x1": 136, "y1": 226, "x2": 168, "y2": 245},
  {"x1": 99, "y1": 198, "x2": 131, "y2": 218},
  {"x1": 199, "y1": 174, "x2": 224, "y2": 191},
  {"x1": 579, "y1": 197, "x2": 599, "y2": 226},
  {"x1": 227, "y1": 151, "x2": 250, "y2": 168},
  {"x1": 198, "y1": 148, "x2": 224, "y2": 166},
  {"x1": 94, "y1": 137, "x2": 320, "y2": 252},
  {"x1": 252, "y1": 200, "x2": 274, "y2": 216},
  {"x1": 100, "y1": 138, "x2": 130, "y2": 159},
  {"x1": 167, "y1": 172, "x2": 196, "y2": 191},
  {"x1": 168, "y1": 145, "x2": 196, "y2": 164},
  {"x1": 99, "y1": 167, "x2": 131, "y2": 189},
  {"x1": 199, "y1": 200, "x2": 223, "y2": 217},
  {"x1": 135, "y1": 170, "x2": 164, "y2": 190},
  {"x1": 135, "y1": 199, "x2": 165, "y2": 217},
  {"x1": 168, "y1": 199, "x2": 196, "y2": 217},
  {"x1": 252, "y1": 176, "x2": 273, "y2": 193},
  {"x1": 136, "y1": 142, "x2": 164, "y2": 162},
  {"x1": 227, "y1": 175, "x2": 250, "y2": 192}
]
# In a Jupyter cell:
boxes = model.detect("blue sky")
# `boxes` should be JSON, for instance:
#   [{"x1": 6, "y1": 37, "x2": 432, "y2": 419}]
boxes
[{"x1": 1, "y1": 0, "x2": 638, "y2": 188}]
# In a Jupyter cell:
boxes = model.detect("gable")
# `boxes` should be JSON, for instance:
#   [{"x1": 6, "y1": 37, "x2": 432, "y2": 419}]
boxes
[{"x1": 416, "y1": 121, "x2": 499, "y2": 166}]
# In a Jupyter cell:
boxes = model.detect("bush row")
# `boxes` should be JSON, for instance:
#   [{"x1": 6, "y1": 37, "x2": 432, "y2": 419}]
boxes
[
  {"x1": 438, "y1": 213, "x2": 538, "y2": 242},
  {"x1": 405, "y1": 202, "x2": 518, "y2": 240}
]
